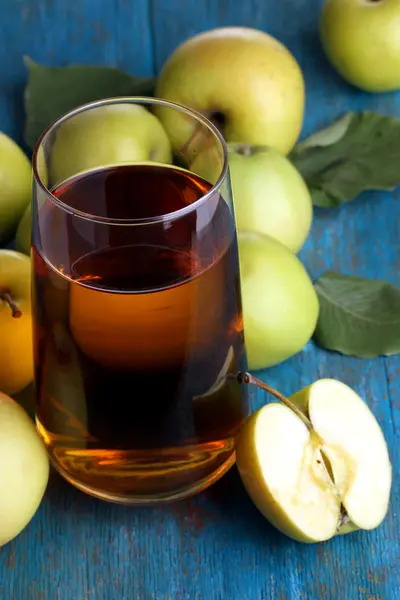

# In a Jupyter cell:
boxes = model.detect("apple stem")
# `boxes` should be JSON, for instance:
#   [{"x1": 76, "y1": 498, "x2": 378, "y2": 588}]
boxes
[
  {"x1": 228, "y1": 143, "x2": 270, "y2": 157},
  {"x1": 237, "y1": 372, "x2": 313, "y2": 432},
  {"x1": 0, "y1": 289, "x2": 22, "y2": 318}
]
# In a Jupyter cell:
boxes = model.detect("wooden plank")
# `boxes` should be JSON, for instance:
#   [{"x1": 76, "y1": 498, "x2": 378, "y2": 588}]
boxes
[
  {"x1": 150, "y1": 1, "x2": 400, "y2": 598},
  {"x1": 0, "y1": 0, "x2": 154, "y2": 147},
  {"x1": 0, "y1": 0, "x2": 398, "y2": 598}
]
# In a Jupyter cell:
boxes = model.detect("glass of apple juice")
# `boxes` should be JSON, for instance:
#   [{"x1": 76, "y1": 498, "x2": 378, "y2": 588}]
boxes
[{"x1": 31, "y1": 97, "x2": 249, "y2": 504}]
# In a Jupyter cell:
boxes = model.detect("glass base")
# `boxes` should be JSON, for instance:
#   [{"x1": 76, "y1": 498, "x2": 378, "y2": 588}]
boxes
[
  {"x1": 37, "y1": 418, "x2": 238, "y2": 504},
  {"x1": 48, "y1": 450, "x2": 236, "y2": 505}
]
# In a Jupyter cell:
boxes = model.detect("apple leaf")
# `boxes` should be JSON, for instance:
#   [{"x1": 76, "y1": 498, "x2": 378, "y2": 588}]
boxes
[
  {"x1": 290, "y1": 111, "x2": 400, "y2": 207},
  {"x1": 24, "y1": 58, "x2": 155, "y2": 149},
  {"x1": 313, "y1": 272, "x2": 400, "y2": 358}
]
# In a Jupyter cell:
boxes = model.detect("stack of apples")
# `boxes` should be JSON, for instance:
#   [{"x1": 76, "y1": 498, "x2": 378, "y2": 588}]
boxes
[
  {"x1": 0, "y1": 12, "x2": 393, "y2": 547},
  {"x1": 154, "y1": 27, "x2": 318, "y2": 372}
]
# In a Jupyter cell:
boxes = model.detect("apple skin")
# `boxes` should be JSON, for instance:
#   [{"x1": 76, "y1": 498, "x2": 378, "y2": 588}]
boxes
[
  {"x1": 154, "y1": 27, "x2": 305, "y2": 155},
  {"x1": 0, "y1": 391, "x2": 49, "y2": 546},
  {"x1": 0, "y1": 250, "x2": 34, "y2": 395},
  {"x1": 50, "y1": 104, "x2": 172, "y2": 184},
  {"x1": 0, "y1": 133, "x2": 32, "y2": 244},
  {"x1": 320, "y1": 0, "x2": 400, "y2": 92},
  {"x1": 238, "y1": 231, "x2": 319, "y2": 370},
  {"x1": 229, "y1": 146, "x2": 312, "y2": 253},
  {"x1": 15, "y1": 204, "x2": 32, "y2": 256}
]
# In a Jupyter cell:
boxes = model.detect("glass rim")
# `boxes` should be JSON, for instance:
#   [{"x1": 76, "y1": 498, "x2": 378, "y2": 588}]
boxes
[{"x1": 32, "y1": 96, "x2": 229, "y2": 226}]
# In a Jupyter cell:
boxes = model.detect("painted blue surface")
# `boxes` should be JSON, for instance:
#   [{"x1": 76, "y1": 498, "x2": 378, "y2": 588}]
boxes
[{"x1": 0, "y1": 0, "x2": 399, "y2": 598}]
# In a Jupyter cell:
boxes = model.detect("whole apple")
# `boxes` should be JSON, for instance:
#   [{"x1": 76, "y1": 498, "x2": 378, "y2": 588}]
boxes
[
  {"x1": 229, "y1": 145, "x2": 313, "y2": 253},
  {"x1": 0, "y1": 133, "x2": 31, "y2": 244},
  {"x1": 154, "y1": 27, "x2": 305, "y2": 155},
  {"x1": 320, "y1": 0, "x2": 400, "y2": 92},
  {"x1": 50, "y1": 103, "x2": 172, "y2": 184},
  {"x1": 0, "y1": 250, "x2": 34, "y2": 395},
  {"x1": 238, "y1": 231, "x2": 319, "y2": 370},
  {"x1": 0, "y1": 391, "x2": 49, "y2": 546}
]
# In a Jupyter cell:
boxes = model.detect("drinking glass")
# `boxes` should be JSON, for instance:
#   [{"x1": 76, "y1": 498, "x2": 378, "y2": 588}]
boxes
[{"x1": 32, "y1": 97, "x2": 249, "y2": 504}]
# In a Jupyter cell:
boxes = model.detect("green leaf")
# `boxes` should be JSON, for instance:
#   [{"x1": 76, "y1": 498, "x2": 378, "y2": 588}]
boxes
[
  {"x1": 290, "y1": 111, "x2": 400, "y2": 207},
  {"x1": 313, "y1": 272, "x2": 400, "y2": 358},
  {"x1": 24, "y1": 57, "x2": 155, "y2": 149}
]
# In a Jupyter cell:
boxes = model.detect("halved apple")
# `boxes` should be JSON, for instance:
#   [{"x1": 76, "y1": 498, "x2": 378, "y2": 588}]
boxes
[
  {"x1": 291, "y1": 379, "x2": 392, "y2": 532},
  {"x1": 236, "y1": 377, "x2": 392, "y2": 543},
  {"x1": 236, "y1": 400, "x2": 341, "y2": 542}
]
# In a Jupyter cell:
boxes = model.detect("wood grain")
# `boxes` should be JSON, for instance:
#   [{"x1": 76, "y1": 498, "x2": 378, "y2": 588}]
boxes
[{"x1": 0, "y1": 0, "x2": 399, "y2": 598}]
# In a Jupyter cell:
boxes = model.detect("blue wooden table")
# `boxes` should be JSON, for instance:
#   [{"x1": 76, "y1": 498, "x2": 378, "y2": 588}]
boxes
[{"x1": 0, "y1": 1, "x2": 399, "y2": 598}]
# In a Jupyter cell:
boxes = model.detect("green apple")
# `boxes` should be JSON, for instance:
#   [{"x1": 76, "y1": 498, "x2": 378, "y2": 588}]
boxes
[
  {"x1": 320, "y1": 0, "x2": 400, "y2": 92},
  {"x1": 238, "y1": 231, "x2": 319, "y2": 370},
  {"x1": 154, "y1": 27, "x2": 305, "y2": 155},
  {"x1": 0, "y1": 133, "x2": 31, "y2": 244},
  {"x1": 236, "y1": 378, "x2": 392, "y2": 543},
  {"x1": 15, "y1": 203, "x2": 32, "y2": 255},
  {"x1": 0, "y1": 391, "x2": 49, "y2": 546},
  {"x1": 229, "y1": 145, "x2": 312, "y2": 253},
  {"x1": 50, "y1": 104, "x2": 172, "y2": 184}
]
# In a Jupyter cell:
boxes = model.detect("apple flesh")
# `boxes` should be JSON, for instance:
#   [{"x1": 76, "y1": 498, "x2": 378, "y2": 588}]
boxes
[
  {"x1": 238, "y1": 231, "x2": 319, "y2": 370},
  {"x1": 229, "y1": 145, "x2": 312, "y2": 253},
  {"x1": 236, "y1": 401, "x2": 340, "y2": 542},
  {"x1": 0, "y1": 133, "x2": 32, "y2": 244},
  {"x1": 236, "y1": 378, "x2": 392, "y2": 543},
  {"x1": 154, "y1": 27, "x2": 305, "y2": 155},
  {"x1": 291, "y1": 379, "x2": 392, "y2": 531},
  {"x1": 0, "y1": 250, "x2": 34, "y2": 395},
  {"x1": 320, "y1": 0, "x2": 400, "y2": 92},
  {"x1": 0, "y1": 392, "x2": 49, "y2": 546},
  {"x1": 50, "y1": 103, "x2": 172, "y2": 185}
]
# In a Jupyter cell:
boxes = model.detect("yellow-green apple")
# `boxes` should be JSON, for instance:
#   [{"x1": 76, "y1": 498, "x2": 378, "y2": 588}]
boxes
[
  {"x1": 154, "y1": 27, "x2": 305, "y2": 155},
  {"x1": 0, "y1": 250, "x2": 34, "y2": 395},
  {"x1": 229, "y1": 145, "x2": 312, "y2": 253},
  {"x1": 238, "y1": 231, "x2": 319, "y2": 370},
  {"x1": 0, "y1": 391, "x2": 49, "y2": 546},
  {"x1": 0, "y1": 133, "x2": 31, "y2": 243},
  {"x1": 15, "y1": 204, "x2": 32, "y2": 255},
  {"x1": 320, "y1": 0, "x2": 400, "y2": 92},
  {"x1": 236, "y1": 378, "x2": 392, "y2": 543},
  {"x1": 50, "y1": 104, "x2": 172, "y2": 184}
]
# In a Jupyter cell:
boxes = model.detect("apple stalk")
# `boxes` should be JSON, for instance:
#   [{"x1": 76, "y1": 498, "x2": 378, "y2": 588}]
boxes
[
  {"x1": 237, "y1": 371, "x2": 313, "y2": 432},
  {"x1": 0, "y1": 288, "x2": 22, "y2": 318}
]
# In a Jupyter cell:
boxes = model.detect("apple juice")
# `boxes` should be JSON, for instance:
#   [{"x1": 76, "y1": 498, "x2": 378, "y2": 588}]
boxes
[{"x1": 32, "y1": 163, "x2": 249, "y2": 502}]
